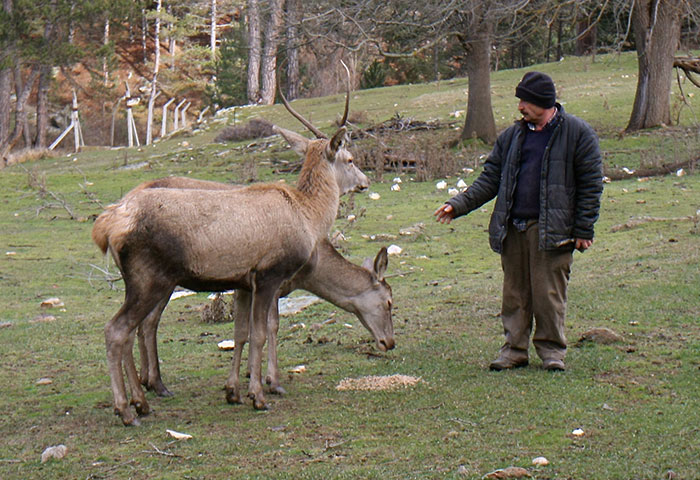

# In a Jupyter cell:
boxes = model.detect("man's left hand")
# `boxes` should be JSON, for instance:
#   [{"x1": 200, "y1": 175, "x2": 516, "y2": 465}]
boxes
[{"x1": 575, "y1": 238, "x2": 593, "y2": 252}]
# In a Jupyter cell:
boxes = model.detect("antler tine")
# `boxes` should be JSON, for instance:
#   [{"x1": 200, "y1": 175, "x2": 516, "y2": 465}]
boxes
[
  {"x1": 277, "y1": 72, "x2": 328, "y2": 140},
  {"x1": 339, "y1": 60, "x2": 351, "y2": 128}
]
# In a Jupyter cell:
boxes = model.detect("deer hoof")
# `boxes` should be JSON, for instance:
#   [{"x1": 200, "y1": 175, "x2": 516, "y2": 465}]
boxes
[
  {"x1": 225, "y1": 387, "x2": 242, "y2": 405},
  {"x1": 248, "y1": 393, "x2": 268, "y2": 411},
  {"x1": 269, "y1": 384, "x2": 286, "y2": 396},
  {"x1": 131, "y1": 400, "x2": 150, "y2": 417},
  {"x1": 152, "y1": 382, "x2": 174, "y2": 398},
  {"x1": 117, "y1": 409, "x2": 141, "y2": 427}
]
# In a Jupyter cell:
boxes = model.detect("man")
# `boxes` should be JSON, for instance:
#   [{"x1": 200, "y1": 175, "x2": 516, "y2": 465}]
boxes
[{"x1": 434, "y1": 71, "x2": 603, "y2": 371}]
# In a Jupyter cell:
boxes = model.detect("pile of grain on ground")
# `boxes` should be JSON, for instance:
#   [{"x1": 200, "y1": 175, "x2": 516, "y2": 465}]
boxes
[{"x1": 335, "y1": 374, "x2": 422, "y2": 391}]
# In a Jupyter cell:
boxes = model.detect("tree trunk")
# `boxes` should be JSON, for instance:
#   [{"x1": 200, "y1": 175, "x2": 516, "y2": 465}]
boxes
[
  {"x1": 35, "y1": 5, "x2": 56, "y2": 149},
  {"x1": 146, "y1": 0, "x2": 161, "y2": 145},
  {"x1": 0, "y1": 0, "x2": 13, "y2": 146},
  {"x1": 34, "y1": 64, "x2": 51, "y2": 148},
  {"x1": 285, "y1": 0, "x2": 302, "y2": 100},
  {"x1": 461, "y1": 30, "x2": 497, "y2": 144},
  {"x1": 0, "y1": 68, "x2": 11, "y2": 145},
  {"x1": 626, "y1": 0, "x2": 682, "y2": 131},
  {"x1": 247, "y1": 0, "x2": 262, "y2": 104},
  {"x1": 259, "y1": 0, "x2": 284, "y2": 105},
  {"x1": 1, "y1": 68, "x2": 39, "y2": 163},
  {"x1": 14, "y1": 65, "x2": 32, "y2": 148},
  {"x1": 210, "y1": 0, "x2": 217, "y2": 60}
]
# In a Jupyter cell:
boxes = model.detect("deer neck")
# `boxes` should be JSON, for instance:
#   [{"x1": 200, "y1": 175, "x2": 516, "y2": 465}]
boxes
[
  {"x1": 297, "y1": 243, "x2": 369, "y2": 310},
  {"x1": 295, "y1": 142, "x2": 340, "y2": 237}
]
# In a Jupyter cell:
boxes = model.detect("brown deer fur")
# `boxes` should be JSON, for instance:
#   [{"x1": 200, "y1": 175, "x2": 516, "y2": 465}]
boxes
[
  {"x1": 93, "y1": 126, "x2": 357, "y2": 425},
  {"x1": 125, "y1": 177, "x2": 392, "y2": 400}
]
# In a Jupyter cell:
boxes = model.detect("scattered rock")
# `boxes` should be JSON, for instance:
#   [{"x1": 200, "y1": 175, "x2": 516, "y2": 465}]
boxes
[
  {"x1": 288, "y1": 365, "x2": 306, "y2": 374},
  {"x1": 279, "y1": 295, "x2": 321, "y2": 316},
  {"x1": 399, "y1": 223, "x2": 425, "y2": 237},
  {"x1": 571, "y1": 428, "x2": 585, "y2": 437},
  {"x1": 36, "y1": 377, "x2": 53, "y2": 385},
  {"x1": 0, "y1": 321, "x2": 12, "y2": 328},
  {"x1": 41, "y1": 444, "x2": 67, "y2": 463},
  {"x1": 217, "y1": 340, "x2": 235, "y2": 350},
  {"x1": 387, "y1": 245, "x2": 403, "y2": 255},
  {"x1": 166, "y1": 429, "x2": 192, "y2": 440},
  {"x1": 531, "y1": 456, "x2": 549, "y2": 466},
  {"x1": 483, "y1": 467, "x2": 530, "y2": 479},
  {"x1": 40, "y1": 297, "x2": 64, "y2": 309},
  {"x1": 577, "y1": 327, "x2": 623, "y2": 345}
]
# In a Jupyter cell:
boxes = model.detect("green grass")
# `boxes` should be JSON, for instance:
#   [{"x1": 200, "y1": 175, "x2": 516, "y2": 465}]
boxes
[{"x1": 0, "y1": 52, "x2": 699, "y2": 479}]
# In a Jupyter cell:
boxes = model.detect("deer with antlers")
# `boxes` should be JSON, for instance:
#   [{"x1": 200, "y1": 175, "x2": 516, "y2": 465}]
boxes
[{"x1": 92, "y1": 67, "x2": 369, "y2": 425}]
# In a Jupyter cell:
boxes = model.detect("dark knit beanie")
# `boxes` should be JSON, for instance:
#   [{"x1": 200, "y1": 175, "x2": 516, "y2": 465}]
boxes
[{"x1": 515, "y1": 71, "x2": 556, "y2": 108}]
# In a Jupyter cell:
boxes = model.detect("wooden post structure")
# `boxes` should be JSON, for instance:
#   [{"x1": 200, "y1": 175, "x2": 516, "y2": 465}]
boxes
[
  {"x1": 48, "y1": 89, "x2": 84, "y2": 152},
  {"x1": 181, "y1": 101, "x2": 191, "y2": 129},
  {"x1": 145, "y1": 90, "x2": 161, "y2": 145},
  {"x1": 197, "y1": 106, "x2": 210, "y2": 124},
  {"x1": 173, "y1": 98, "x2": 186, "y2": 131},
  {"x1": 125, "y1": 81, "x2": 140, "y2": 147},
  {"x1": 161, "y1": 97, "x2": 175, "y2": 138}
]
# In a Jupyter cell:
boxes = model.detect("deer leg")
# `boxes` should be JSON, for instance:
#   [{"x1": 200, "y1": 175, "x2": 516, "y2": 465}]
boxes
[
  {"x1": 123, "y1": 331, "x2": 149, "y2": 416},
  {"x1": 105, "y1": 284, "x2": 171, "y2": 426},
  {"x1": 138, "y1": 296, "x2": 173, "y2": 397},
  {"x1": 247, "y1": 282, "x2": 281, "y2": 410},
  {"x1": 266, "y1": 294, "x2": 286, "y2": 395},
  {"x1": 225, "y1": 290, "x2": 251, "y2": 404}
]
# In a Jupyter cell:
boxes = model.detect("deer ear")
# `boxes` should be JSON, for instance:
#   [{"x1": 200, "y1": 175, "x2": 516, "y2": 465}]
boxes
[
  {"x1": 374, "y1": 247, "x2": 388, "y2": 281},
  {"x1": 274, "y1": 125, "x2": 309, "y2": 156},
  {"x1": 326, "y1": 126, "x2": 347, "y2": 159}
]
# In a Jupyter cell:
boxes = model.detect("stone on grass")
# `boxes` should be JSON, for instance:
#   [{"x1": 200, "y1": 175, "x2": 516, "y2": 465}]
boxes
[{"x1": 41, "y1": 445, "x2": 67, "y2": 463}]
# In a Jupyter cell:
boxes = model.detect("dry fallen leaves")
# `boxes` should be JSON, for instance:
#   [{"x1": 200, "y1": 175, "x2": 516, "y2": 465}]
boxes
[
  {"x1": 40, "y1": 297, "x2": 64, "y2": 309},
  {"x1": 482, "y1": 466, "x2": 531, "y2": 479},
  {"x1": 335, "y1": 374, "x2": 422, "y2": 391}
]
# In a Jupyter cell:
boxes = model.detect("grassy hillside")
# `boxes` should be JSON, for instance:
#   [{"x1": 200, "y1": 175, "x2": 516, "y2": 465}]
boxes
[{"x1": 0, "y1": 52, "x2": 698, "y2": 479}]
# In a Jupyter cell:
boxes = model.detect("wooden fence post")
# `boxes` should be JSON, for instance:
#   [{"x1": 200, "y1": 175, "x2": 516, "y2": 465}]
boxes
[
  {"x1": 173, "y1": 98, "x2": 186, "y2": 131},
  {"x1": 161, "y1": 98, "x2": 175, "y2": 138}
]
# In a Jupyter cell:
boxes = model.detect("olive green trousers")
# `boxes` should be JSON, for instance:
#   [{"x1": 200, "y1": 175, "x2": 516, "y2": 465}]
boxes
[{"x1": 498, "y1": 221, "x2": 573, "y2": 363}]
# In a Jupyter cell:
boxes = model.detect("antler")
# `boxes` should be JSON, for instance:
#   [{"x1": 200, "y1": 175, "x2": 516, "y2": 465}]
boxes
[
  {"x1": 277, "y1": 59, "x2": 352, "y2": 139},
  {"x1": 338, "y1": 60, "x2": 351, "y2": 128},
  {"x1": 277, "y1": 71, "x2": 328, "y2": 140}
]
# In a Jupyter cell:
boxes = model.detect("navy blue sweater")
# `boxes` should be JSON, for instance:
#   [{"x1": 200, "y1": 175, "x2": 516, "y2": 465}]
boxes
[{"x1": 510, "y1": 119, "x2": 556, "y2": 219}]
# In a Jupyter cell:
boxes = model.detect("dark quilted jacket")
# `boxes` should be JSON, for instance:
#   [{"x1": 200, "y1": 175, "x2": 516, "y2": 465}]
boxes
[{"x1": 446, "y1": 105, "x2": 603, "y2": 254}]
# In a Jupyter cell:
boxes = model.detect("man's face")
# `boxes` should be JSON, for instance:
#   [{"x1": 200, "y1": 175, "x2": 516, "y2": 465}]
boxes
[{"x1": 518, "y1": 100, "x2": 547, "y2": 124}]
